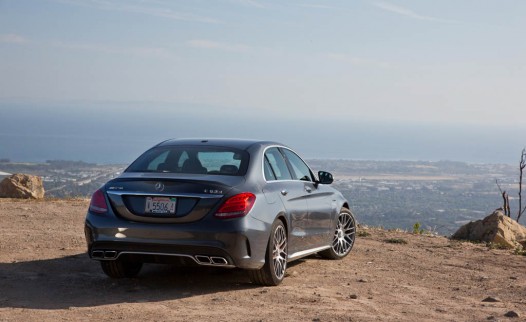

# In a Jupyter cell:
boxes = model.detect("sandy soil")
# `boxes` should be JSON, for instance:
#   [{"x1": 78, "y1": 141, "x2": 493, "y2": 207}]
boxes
[{"x1": 0, "y1": 199, "x2": 525, "y2": 321}]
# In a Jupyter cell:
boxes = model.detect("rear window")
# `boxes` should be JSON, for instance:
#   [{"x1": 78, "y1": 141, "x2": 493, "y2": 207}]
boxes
[{"x1": 126, "y1": 146, "x2": 249, "y2": 176}]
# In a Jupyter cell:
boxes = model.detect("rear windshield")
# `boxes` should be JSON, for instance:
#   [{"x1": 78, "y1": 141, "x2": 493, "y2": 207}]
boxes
[{"x1": 125, "y1": 146, "x2": 249, "y2": 176}]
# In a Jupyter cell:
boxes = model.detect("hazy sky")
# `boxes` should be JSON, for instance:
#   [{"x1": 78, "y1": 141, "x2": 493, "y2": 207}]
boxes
[{"x1": 1, "y1": 0, "x2": 525, "y2": 125}]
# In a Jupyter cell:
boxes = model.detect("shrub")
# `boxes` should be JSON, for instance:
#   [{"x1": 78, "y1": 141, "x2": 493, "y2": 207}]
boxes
[
  {"x1": 413, "y1": 222, "x2": 424, "y2": 234},
  {"x1": 357, "y1": 230, "x2": 371, "y2": 237}
]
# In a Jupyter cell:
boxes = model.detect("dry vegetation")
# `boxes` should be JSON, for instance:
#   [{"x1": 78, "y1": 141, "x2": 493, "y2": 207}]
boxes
[{"x1": 0, "y1": 199, "x2": 525, "y2": 321}]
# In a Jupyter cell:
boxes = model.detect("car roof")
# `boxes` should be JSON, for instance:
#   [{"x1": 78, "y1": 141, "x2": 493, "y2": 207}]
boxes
[{"x1": 156, "y1": 138, "x2": 286, "y2": 150}]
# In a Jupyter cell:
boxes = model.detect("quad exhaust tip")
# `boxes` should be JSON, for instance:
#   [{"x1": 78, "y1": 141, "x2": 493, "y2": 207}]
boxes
[
  {"x1": 195, "y1": 255, "x2": 211, "y2": 264},
  {"x1": 91, "y1": 250, "x2": 229, "y2": 266},
  {"x1": 210, "y1": 256, "x2": 228, "y2": 265},
  {"x1": 91, "y1": 250, "x2": 118, "y2": 259},
  {"x1": 195, "y1": 255, "x2": 229, "y2": 266}
]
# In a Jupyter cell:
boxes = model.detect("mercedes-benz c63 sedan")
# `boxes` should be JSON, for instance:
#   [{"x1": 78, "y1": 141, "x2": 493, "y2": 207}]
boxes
[{"x1": 84, "y1": 139, "x2": 356, "y2": 286}]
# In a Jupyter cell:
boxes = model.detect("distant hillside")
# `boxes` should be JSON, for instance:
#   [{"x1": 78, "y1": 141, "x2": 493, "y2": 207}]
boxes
[
  {"x1": 309, "y1": 159, "x2": 516, "y2": 235},
  {"x1": 0, "y1": 160, "x2": 124, "y2": 198},
  {"x1": 0, "y1": 159, "x2": 518, "y2": 235}
]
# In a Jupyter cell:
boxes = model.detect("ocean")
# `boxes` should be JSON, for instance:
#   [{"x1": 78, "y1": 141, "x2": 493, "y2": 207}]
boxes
[{"x1": 1, "y1": 102, "x2": 523, "y2": 165}]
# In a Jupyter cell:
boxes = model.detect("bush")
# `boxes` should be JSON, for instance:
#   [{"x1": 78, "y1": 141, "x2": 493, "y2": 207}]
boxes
[
  {"x1": 413, "y1": 222, "x2": 424, "y2": 234},
  {"x1": 357, "y1": 230, "x2": 371, "y2": 237}
]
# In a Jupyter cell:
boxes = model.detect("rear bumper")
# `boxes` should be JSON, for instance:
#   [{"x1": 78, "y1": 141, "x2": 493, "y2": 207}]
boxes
[
  {"x1": 84, "y1": 211, "x2": 270, "y2": 270},
  {"x1": 88, "y1": 240, "x2": 235, "y2": 267}
]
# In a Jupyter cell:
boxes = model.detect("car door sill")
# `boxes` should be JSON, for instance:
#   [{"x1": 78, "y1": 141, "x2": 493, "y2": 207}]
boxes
[{"x1": 288, "y1": 245, "x2": 331, "y2": 261}]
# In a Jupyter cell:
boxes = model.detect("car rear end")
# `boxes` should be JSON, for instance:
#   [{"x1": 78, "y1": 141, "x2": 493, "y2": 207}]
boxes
[{"x1": 84, "y1": 141, "x2": 269, "y2": 272}]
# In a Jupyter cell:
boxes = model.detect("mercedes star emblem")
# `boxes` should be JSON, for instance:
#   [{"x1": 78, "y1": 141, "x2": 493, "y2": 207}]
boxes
[{"x1": 155, "y1": 182, "x2": 164, "y2": 192}]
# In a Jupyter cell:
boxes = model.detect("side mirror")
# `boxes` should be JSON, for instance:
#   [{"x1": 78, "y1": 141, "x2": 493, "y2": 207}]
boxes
[{"x1": 317, "y1": 171, "x2": 333, "y2": 185}]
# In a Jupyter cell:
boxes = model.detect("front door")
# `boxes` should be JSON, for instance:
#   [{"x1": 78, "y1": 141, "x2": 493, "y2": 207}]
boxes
[{"x1": 281, "y1": 149, "x2": 334, "y2": 248}]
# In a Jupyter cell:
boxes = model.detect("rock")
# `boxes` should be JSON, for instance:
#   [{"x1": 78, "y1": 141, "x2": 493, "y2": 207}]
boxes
[
  {"x1": 504, "y1": 311, "x2": 519, "y2": 318},
  {"x1": 0, "y1": 174, "x2": 45, "y2": 199},
  {"x1": 482, "y1": 297, "x2": 501, "y2": 303},
  {"x1": 349, "y1": 294, "x2": 358, "y2": 299},
  {"x1": 451, "y1": 210, "x2": 526, "y2": 249}
]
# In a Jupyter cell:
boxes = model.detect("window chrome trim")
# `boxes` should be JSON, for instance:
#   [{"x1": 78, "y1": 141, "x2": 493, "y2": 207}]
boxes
[{"x1": 261, "y1": 145, "x2": 317, "y2": 184}]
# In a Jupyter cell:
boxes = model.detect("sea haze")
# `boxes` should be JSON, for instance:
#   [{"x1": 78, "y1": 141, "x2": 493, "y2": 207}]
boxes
[{"x1": 0, "y1": 101, "x2": 523, "y2": 164}]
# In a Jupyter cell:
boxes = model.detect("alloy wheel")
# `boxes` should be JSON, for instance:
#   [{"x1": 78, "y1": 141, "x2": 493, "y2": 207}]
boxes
[
  {"x1": 332, "y1": 211, "x2": 356, "y2": 256},
  {"x1": 272, "y1": 225, "x2": 287, "y2": 279}
]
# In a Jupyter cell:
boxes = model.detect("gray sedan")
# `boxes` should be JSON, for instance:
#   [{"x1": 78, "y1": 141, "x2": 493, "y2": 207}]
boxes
[{"x1": 84, "y1": 139, "x2": 356, "y2": 285}]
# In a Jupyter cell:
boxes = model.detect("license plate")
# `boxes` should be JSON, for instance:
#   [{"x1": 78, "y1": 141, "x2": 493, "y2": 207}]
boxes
[{"x1": 145, "y1": 197, "x2": 176, "y2": 214}]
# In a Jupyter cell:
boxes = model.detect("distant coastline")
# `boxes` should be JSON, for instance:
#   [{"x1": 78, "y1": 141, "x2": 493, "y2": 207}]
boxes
[{"x1": 1, "y1": 102, "x2": 524, "y2": 165}]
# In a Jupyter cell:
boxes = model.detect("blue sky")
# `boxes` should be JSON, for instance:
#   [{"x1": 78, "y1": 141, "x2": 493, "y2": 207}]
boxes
[
  {"x1": 0, "y1": 1, "x2": 525, "y2": 163},
  {"x1": 2, "y1": 0, "x2": 525, "y2": 124}
]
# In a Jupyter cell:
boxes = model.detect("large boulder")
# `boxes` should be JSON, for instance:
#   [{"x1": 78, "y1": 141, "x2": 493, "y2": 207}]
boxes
[
  {"x1": 0, "y1": 174, "x2": 45, "y2": 199},
  {"x1": 451, "y1": 210, "x2": 526, "y2": 248}
]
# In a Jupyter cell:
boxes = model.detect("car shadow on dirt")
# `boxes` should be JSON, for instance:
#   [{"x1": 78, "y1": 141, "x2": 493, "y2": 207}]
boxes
[{"x1": 0, "y1": 253, "x2": 259, "y2": 310}]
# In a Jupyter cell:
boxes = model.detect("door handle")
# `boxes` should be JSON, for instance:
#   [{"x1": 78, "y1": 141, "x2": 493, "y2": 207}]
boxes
[
  {"x1": 305, "y1": 186, "x2": 312, "y2": 193},
  {"x1": 281, "y1": 190, "x2": 288, "y2": 196}
]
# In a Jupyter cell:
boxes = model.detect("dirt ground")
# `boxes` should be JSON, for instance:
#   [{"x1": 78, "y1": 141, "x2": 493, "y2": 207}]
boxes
[{"x1": 0, "y1": 199, "x2": 525, "y2": 321}]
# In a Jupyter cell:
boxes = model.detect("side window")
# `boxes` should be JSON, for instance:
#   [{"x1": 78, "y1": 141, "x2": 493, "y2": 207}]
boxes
[
  {"x1": 264, "y1": 148, "x2": 292, "y2": 180},
  {"x1": 264, "y1": 157, "x2": 276, "y2": 181},
  {"x1": 282, "y1": 149, "x2": 314, "y2": 181}
]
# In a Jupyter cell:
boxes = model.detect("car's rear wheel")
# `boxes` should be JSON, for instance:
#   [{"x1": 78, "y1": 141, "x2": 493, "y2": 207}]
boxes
[
  {"x1": 100, "y1": 259, "x2": 143, "y2": 278},
  {"x1": 248, "y1": 219, "x2": 287, "y2": 286},
  {"x1": 319, "y1": 207, "x2": 356, "y2": 260}
]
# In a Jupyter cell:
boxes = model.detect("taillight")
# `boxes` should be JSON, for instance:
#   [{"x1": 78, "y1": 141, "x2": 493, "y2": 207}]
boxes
[
  {"x1": 215, "y1": 192, "x2": 256, "y2": 219},
  {"x1": 89, "y1": 189, "x2": 108, "y2": 214}
]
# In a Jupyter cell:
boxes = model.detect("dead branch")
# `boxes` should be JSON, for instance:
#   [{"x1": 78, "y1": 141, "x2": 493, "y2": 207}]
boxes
[
  {"x1": 518, "y1": 148, "x2": 526, "y2": 223},
  {"x1": 496, "y1": 179, "x2": 504, "y2": 194},
  {"x1": 496, "y1": 179, "x2": 511, "y2": 217}
]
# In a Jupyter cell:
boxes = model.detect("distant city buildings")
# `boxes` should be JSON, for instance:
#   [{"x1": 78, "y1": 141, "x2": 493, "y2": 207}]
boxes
[{"x1": 1, "y1": 159, "x2": 518, "y2": 235}]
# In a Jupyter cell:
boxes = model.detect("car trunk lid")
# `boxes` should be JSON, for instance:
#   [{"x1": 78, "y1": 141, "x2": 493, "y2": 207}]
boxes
[{"x1": 104, "y1": 173, "x2": 244, "y2": 223}]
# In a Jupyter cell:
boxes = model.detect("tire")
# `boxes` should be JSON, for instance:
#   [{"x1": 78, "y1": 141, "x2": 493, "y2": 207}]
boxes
[
  {"x1": 100, "y1": 259, "x2": 143, "y2": 278},
  {"x1": 248, "y1": 220, "x2": 288, "y2": 286},
  {"x1": 319, "y1": 208, "x2": 356, "y2": 260}
]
